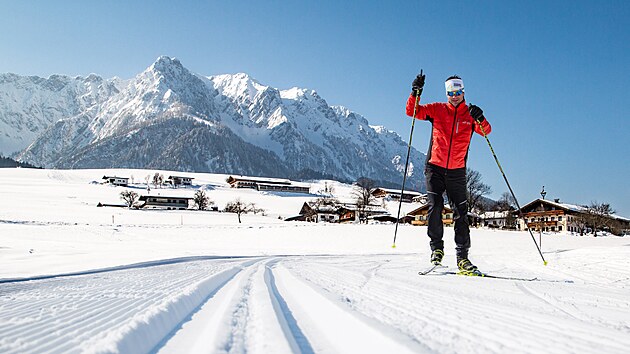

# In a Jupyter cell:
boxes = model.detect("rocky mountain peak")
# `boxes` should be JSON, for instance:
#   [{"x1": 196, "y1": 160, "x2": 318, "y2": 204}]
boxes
[
  {"x1": 210, "y1": 73, "x2": 270, "y2": 102},
  {"x1": 8, "y1": 57, "x2": 426, "y2": 191}
]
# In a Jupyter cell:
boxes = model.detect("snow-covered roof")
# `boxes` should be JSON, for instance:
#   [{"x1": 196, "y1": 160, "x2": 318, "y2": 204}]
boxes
[
  {"x1": 138, "y1": 195, "x2": 192, "y2": 201},
  {"x1": 521, "y1": 198, "x2": 586, "y2": 213},
  {"x1": 407, "y1": 203, "x2": 452, "y2": 215},
  {"x1": 102, "y1": 175, "x2": 129, "y2": 180},
  {"x1": 521, "y1": 199, "x2": 630, "y2": 222},
  {"x1": 286, "y1": 181, "x2": 311, "y2": 189},
  {"x1": 373, "y1": 187, "x2": 424, "y2": 196},
  {"x1": 338, "y1": 203, "x2": 389, "y2": 214},
  {"x1": 480, "y1": 211, "x2": 512, "y2": 219},
  {"x1": 228, "y1": 175, "x2": 292, "y2": 185},
  {"x1": 228, "y1": 175, "x2": 311, "y2": 189}
]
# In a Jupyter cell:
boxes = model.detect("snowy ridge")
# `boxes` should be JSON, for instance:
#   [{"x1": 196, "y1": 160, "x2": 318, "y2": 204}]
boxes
[
  {"x1": 7, "y1": 56, "x2": 425, "y2": 190},
  {"x1": 0, "y1": 73, "x2": 120, "y2": 154}
]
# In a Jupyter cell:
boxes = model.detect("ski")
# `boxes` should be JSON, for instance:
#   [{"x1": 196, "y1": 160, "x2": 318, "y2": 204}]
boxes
[
  {"x1": 435, "y1": 270, "x2": 538, "y2": 281},
  {"x1": 457, "y1": 271, "x2": 537, "y2": 281},
  {"x1": 418, "y1": 264, "x2": 448, "y2": 275}
]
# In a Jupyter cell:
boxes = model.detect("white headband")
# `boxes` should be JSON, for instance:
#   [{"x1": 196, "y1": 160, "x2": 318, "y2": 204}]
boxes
[{"x1": 445, "y1": 78, "x2": 464, "y2": 92}]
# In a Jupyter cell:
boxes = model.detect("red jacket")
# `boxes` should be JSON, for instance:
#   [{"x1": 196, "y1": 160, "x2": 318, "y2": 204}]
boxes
[{"x1": 406, "y1": 94, "x2": 491, "y2": 170}]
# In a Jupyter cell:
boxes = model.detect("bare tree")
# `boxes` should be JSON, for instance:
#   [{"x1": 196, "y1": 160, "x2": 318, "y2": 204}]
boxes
[
  {"x1": 466, "y1": 168, "x2": 492, "y2": 213},
  {"x1": 353, "y1": 177, "x2": 377, "y2": 223},
  {"x1": 251, "y1": 205, "x2": 266, "y2": 216},
  {"x1": 313, "y1": 195, "x2": 340, "y2": 208},
  {"x1": 574, "y1": 212, "x2": 590, "y2": 236},
  {"x1": 494, "y1": 192, "x2": 517, "y2": 229},
  {"x1": 120, "y1": 190, "x2": 139, "y2": 208},
  {"x1": 495, "y1": 192, "x2": 516, "y2": 211},
  {"x1": 318, "y1": 181, "x2": 336, "y2": 196},
  {"x1": 144, "y1": 174, "x2": 152, "y2": 192},
  {"x1": 153, "y1": 173, "x2": 164, "y2": 188},
  {"x1": 193, "y1": 190, "x2": 214, "y2": 211},
  {"x1": 587, "y1": 201, "x2": 615, "y2": 236},
  {"x1": 224, "y1": 198, "x2": 257, "y2": 223},
  {"x1": 609, "y1": 219, "x2": 627, "y2": 236}
]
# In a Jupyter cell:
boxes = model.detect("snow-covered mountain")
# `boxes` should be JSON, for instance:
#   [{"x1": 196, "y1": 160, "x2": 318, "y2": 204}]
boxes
[
  {"x1": 8, "y1": 56, "x2": 425, "y2": 190},
  {"x1": 0, "y1": 73, "x2": 122, "y2": 154}
]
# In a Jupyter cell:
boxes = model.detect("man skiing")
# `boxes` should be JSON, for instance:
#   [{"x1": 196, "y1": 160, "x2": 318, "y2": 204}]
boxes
[{"x1": 406, "y1": 73, "x2": 491, "y2": 274}]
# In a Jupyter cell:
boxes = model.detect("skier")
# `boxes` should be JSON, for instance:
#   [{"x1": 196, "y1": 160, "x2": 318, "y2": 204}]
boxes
[{"x1": 406, "y1": 73, "x2": 491, "y2": 274}]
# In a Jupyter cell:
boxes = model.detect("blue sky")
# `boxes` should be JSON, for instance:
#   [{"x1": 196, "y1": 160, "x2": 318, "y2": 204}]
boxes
[{"x1": 1, "y1": 1, "x2": 628, "y2": 216}]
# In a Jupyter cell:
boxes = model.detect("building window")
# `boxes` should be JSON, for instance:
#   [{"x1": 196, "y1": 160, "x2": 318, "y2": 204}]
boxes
[
  {"x1": 559, "y1": 216, "x2": 563, "y2": 221},
  {"x1": 551, "y1": 217, "x2": 555, "y2": 221},
  {"x1": 559, "y1": 226, "x2": 563, "y2": 231}
]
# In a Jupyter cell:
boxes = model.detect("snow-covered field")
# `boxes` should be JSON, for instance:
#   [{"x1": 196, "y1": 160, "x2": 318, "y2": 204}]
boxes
[{"x1": 1, "y1": 168, "x2": 629, "y2": 354}]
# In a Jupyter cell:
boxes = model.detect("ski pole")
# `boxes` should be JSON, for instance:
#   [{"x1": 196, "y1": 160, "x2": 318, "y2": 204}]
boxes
[
  {"x1": 473, "y1": 114, "x2": 548, "y2": 265},
  {"x1": 392, "y1": 70, "x2": 422, "y2": 248}
]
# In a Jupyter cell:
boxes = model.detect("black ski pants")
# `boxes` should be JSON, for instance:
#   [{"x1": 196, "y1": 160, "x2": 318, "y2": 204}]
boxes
[{"x1": 424, "y1": 163, "x2": 470, "y2": 258}]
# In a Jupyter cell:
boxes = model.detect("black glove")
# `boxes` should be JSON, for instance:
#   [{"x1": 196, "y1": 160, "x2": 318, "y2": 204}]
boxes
[
  {"x1": 411, "y1": 73, "x2": 425, "y2": 97},
  {"x1": 468, "y1": 104, "x2": 485, "y2": 122}
]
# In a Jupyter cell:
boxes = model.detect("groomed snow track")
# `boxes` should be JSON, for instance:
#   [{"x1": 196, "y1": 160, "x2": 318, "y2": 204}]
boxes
[{"x1": 1, "y1": 255, "x2": 629, "y2": 353}]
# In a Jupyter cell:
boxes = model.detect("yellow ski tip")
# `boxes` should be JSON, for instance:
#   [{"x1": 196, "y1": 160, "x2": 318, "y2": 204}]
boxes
[
  {"x1": 391, "y1": 244, "x2": 396, "y2": 249},
  {"x1": 544, "y1": 261, "x2": 548, "y2": 266}
]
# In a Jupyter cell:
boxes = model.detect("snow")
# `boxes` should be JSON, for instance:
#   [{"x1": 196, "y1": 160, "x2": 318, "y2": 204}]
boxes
[
  {"x1": 280, "y1": 87, "x2": 308, "y2": 101},
  {"x1": 211, "y1": 73, "x2": 269, "y2": 101},
  {"x1": 7, "y1": 57, "x2": 426, "y2": 193},
  {"x1": 1, "y1": 168, "x2": 629, "y2": 354}
]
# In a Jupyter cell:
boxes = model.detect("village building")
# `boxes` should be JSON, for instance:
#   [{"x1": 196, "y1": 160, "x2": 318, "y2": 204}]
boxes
[
  {"x1": 226, "y1": 175, "x2": 311, "y2": 194},
  {"x1": 293, "y1": 201, "x2": 389, "y2": 223},
  {"x1": 481, "y1": 211, "x2": 517, "y2": 229},
  {"x1": 517, "y1": 198, "x2": 590, "y2": 233},
  {"x1": 102, "y1": 176, "x2": 129, "y2": 187},
  {"x1": 407, "y1": 204, "x2": 454, "y2": 226},
  {"x1": 138, "y1": 195, "x2": 192, "y2": 210},
  {"x1": 412, "y1": 195, "x2": 429, "y2": 204},
  {"x1": 298, "y1": 202, "x2": 340, "y2": 223},
  {"x1": 517, "y1": 198, "x2": 630, "y2": 234},
  {"x1": 166, "y1": 176, "x2": 194, "y2": 187},
  {"x1": 337, "y1": 203, "x2": 389, "y2": 223},
  {"x1": 372, "y1": 187, "x2": 425, "y2": 203}
]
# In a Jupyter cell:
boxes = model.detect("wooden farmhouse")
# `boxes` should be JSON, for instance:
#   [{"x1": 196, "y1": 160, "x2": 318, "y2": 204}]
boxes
[
  {"x1": 517, "y1": 198, "x2": 630, "y2": 234},
  {"x1": 294, "y1": 201, "x2": 389, "y2": 223},
  {"x1": 102, "y1": 176, "x2": 129, "y2": 187},
  {"x1": 372, "y1": 187, "x2": 425, "y2": 203},
  {"x1": 166, "y1": 176, "x2": 194, "y2": 187},
  {"x1": 518, "y1": 198, "x2": 587, "y2": 233},
  {"x1": 298, "y1": 202, "x2": 340, "y2": 223},
  {"x1": 338, "y1": 203, "x2": 389, "y2": 223},
  {"x1": 138, "y1": 195, "x2": 192, "y2": 210},
  {"x1": 407, "y1": 204, "x2": 454, "y2": 226},
  {"x1": 226, "y1": 175, "x2": 311, "y2": 194}
]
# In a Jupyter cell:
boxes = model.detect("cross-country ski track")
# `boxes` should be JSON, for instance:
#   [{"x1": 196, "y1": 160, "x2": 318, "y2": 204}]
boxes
[{"x1": 2, "y1": 254, "x2": 629, "y2": 354}]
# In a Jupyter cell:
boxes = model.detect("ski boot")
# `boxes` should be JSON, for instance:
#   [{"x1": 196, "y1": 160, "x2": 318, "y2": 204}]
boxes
[
  {"x1": 457, "y1": 257, "x2": 481, "y2": 276},
  {"x1": 430, "y1": 249, "x2": 444, "y2": 265}
]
